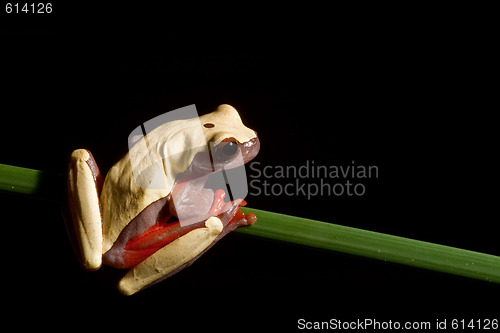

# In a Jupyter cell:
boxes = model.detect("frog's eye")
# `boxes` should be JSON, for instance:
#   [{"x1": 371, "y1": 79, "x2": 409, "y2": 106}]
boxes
[
  {"x1": 210, "y1": 140, "x2": 240, "y2": 164},
  {"x1": 221, "y1": 141, "x2": 238, "y2": 157}
]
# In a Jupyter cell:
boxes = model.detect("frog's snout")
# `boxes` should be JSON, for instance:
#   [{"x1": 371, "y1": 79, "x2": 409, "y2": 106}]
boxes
[{"x1": 241, "y1": 136, "x2": 260, "y2": 164}]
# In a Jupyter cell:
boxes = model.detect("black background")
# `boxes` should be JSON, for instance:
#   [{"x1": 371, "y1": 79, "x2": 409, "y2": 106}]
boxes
[{"x1": 1, "y1": 3, "x2": 499, "y2": 331}]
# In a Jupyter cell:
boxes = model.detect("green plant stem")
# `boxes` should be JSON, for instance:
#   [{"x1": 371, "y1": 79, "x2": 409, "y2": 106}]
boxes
[
  {"x1": 2, "y1": 163, "x2": 500, "y2": 283},
  {"x1": 0, "y1": 163, "x2": 63, "y2": 201},
  {"x1": 238, "y1": 207, "x2": 500, "y2": 283}
]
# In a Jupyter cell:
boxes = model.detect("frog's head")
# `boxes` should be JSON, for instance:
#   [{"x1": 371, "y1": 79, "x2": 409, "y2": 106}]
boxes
[
  {"x1": 179, "y1": 104, "x2": 260, "y2": 175},
  {"x1": 128, "y1": 104, "x2": 260, "y2": 227},
  {"x1": 167, "y1": 104, "x2": 260, "y2": 226}
]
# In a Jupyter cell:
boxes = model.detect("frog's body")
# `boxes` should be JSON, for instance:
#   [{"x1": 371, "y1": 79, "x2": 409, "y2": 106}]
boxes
[{"x1": 66, "y1": 105, "x2": 260, "y2": 295}]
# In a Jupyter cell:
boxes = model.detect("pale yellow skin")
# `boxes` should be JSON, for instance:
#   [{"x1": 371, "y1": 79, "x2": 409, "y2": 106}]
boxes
[{"x1": 67, "y1": 105, "x2": 257, "y2": 295}]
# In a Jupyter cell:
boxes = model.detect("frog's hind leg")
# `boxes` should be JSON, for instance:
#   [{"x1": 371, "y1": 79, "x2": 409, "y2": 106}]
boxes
[
  {"x1": 118, "y1": 216, "x2": 224, "y2": 296},
  {"x1": 66, "y1": 149, "x2": 104, "y2": 271}
]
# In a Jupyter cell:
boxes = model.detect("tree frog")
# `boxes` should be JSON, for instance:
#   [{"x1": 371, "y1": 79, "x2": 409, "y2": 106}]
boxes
[{"x1": 65, "y1": 104, "x2": 260, "y2": 295}]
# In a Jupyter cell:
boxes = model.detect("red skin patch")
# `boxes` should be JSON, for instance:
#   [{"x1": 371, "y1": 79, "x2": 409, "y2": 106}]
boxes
[{"x1": 123, "y1": 216, "x2": 184, "y2": 268}]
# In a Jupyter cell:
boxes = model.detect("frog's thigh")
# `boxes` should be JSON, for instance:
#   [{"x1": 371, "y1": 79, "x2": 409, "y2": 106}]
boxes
[
  {"x1": 68, "y1": 149, "x2": 103, "y2": 270},
  {"x1": 118, "y1": 216, "x2": 224, "y2": 296}
]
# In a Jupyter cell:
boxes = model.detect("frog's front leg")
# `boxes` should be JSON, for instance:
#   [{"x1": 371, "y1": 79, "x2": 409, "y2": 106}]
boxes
[
  {"x1": 118, "y1": 216, "x2": 224, "y2": 295},
  {"x1": 67, "y1": 149, "x2": 104, "y2": 270}
]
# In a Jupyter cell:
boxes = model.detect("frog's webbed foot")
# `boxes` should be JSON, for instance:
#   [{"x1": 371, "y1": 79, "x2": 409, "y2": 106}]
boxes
[
  {"x1": 118, "y1": 216, "x2": 224, "y2": 296},
  {"x1": 66, "y1": 149, "x2": 104, "y2": 271}
]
